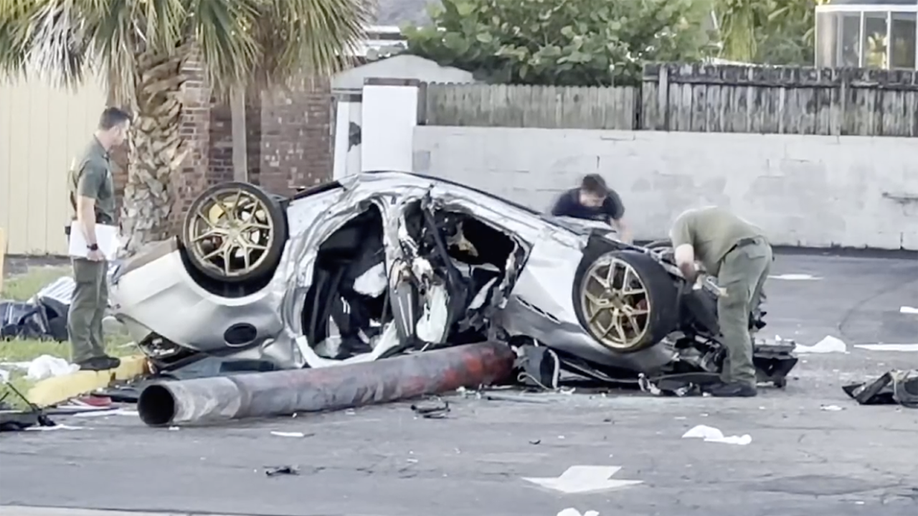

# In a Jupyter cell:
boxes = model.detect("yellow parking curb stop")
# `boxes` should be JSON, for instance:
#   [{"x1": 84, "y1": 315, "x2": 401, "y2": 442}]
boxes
[{"x1": 26, "y1": 355, "x2": 150, "y2": 407}]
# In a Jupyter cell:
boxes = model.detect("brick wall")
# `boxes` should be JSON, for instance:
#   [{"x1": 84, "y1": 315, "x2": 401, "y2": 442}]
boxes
[
  {"x1": 258, "y1": 79, "x2": 333, "y2": 195},
  {"x1": 111, "y1": 73, "x2": 333, "y2": 235},
  {"x1": 208, "y1": 102, "x2": 235, "y2": 186}
]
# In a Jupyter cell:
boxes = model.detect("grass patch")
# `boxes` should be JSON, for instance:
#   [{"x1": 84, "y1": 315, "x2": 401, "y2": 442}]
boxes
[
  {"x1": 2, "y1": 265, "x2": 71, "y2": 301},
  {"x1": 1, "y1": 264, "x2": 139, "y2": 409}
]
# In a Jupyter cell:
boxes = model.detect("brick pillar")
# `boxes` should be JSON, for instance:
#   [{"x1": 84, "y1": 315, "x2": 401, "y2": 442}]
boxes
[
  {"x1": 259, "y1": 79, "x2": 333, "y2": 195},
  {"x1": 208, "y1": 101, "x2": 234, "y2": 185},
  {"x1": 170, "y1": 54, "x2": 212, "y2": 232},
  {"x1": 246, "y1": 91, "x2": 263, "y2": 186}
]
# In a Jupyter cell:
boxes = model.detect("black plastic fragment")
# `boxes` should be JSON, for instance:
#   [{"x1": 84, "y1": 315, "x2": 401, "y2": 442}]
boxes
[{"x1": 410, "y1": 398, "x2": 450, "y2": 419}]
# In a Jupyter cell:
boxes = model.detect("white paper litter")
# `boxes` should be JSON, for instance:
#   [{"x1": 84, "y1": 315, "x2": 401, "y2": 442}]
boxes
[
  {"x1": 795, "y1": 336, "x2": 848, "y2": 354},
  {"x1": 854, "y1": 344, "x2": 918, "y2": 352},
  {"x1": 25, "y1": 424, "x2": 86, "y2": 431},
  {"x1": 900, "y1": 306, "x2": 918, "y2": 315},
  {"x1": 768, "y1": 273, "x2": 821, "y2": 281},
  {"x1": 558, "y1": 509, "x2": 599, "y2": 516},
  {"x1": 271, "y1": 431, "x2": 306, "y2": 438},
  {"x1": 72, "y1": 408, "x2": 139, "y2": 418},
  {"x1": 0, "y1": 368, "x2": 9, "y2": 384},
  {"x1": 25, "y1": 355, "x2": 79, "y2": 380},
  {"x1": 682, "y1": 425, "x2": 752, "y2": 445},
  {"x1": 820, "y1": 405, "x2": 843, "y2": 411}
]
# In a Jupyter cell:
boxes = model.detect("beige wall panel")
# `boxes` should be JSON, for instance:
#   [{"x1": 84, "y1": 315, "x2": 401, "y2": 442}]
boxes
[{"x1": 0, "y1": 74, "x2": 106, "y2": 255}]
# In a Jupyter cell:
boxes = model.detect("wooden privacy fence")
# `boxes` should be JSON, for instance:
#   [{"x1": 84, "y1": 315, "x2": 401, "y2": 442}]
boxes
[{"x1": 419, "y1": 63, "x2": 918, "y2": 137}]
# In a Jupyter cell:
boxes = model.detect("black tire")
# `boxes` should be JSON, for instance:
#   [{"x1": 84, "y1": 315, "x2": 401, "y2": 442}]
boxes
[
  {"x1": 182, "y1": 182, "x2": 287, "y2": 284},
  {"x1": 573, "y1": 248, "x2": 680, "y2": 354}
]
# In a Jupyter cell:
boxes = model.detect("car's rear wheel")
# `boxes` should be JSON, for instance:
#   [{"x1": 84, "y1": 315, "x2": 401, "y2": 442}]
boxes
[
  {"x1": 182, "y1": 182, "x2": 287, "y2": 284},
  {"x1": 576, "y1": 250, "x2": 679, "y2": 353}
]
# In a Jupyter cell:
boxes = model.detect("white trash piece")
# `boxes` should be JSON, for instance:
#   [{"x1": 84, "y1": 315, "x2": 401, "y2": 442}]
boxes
[
  {"x1": 795, "y1": 335, "x2": 848, "y2": 354},
  {"x1": 25, "y1": 355, "x2": 79, "y2": 381},
  {"x1": 558, "y1": 509, "x2": 599, "y2": 516},
  {"x1": 682, "y1": 424, "x2": 752, "y2": 446},
  {"x1": 900, "y1": 306, "x2": 918, "y2": 315}
]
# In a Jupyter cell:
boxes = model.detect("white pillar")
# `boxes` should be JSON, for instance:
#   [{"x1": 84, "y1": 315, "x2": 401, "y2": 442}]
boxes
[
  {"x1": 360, "y1": 78, "x2": 419, "y2": 173},
  {"x1": 332, "y1": 97, "x2": 352, "y2": 180}
]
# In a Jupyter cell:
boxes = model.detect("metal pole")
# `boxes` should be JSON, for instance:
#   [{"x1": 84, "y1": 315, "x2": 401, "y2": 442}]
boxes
[{"x1": 137, "y1": 341, "x2": 515, "y2": 427}]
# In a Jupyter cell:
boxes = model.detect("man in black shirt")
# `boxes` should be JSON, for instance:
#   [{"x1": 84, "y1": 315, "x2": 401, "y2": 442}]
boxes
[{"x1": 550, "y1": 174, "x2": 632, "y2": 243}]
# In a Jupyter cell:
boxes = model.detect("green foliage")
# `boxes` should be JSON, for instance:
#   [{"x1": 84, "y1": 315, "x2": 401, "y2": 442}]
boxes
[
  {"x1": 0, "y1": 0, "x2": 372, "y2": 100},
  {"x1": 716, "y1": 0, "x2": 824, "y2": 65},
  {"x1": 403, "y1": 0, "x2": 718, "y2": 86}
]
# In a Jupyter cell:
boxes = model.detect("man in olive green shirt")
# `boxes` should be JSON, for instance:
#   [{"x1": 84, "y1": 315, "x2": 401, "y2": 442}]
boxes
[
  {"x1": 67, "y1": 107, "x2": 131, "y2": 371},
  {"x1": 669, "y1": 206, "x2": 773, "y2": 397}
]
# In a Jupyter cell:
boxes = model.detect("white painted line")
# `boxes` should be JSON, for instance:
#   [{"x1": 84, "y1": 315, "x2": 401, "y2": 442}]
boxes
[
  {"x1": 854, "y1": 344, "x2": 918, "y2": 352},
  {"x1": 900, "y1": 306, "x2": 918, "y2": 315},
  {"x1": 0, "y1": 508, "x2": 246, "y2": 516},
  {"x1": 769, "y1": 274, "x2": 821, "y2": 281},
  {"x1": 523, "y1": 465, "x2": 643, "y2": 494}
]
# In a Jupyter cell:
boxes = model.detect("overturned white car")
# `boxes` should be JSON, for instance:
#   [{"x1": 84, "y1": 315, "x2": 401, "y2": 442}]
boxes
[{"x1": 109, "y1": 171, "x2": 796, "y2": 387}]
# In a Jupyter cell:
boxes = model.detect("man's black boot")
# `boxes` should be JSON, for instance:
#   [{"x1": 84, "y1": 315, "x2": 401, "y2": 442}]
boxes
[
  {"x1": 708, "y1": 382, "x2": 757, "y2": 397},
  {"x1": 77, "y1": 355, "x2": 122, "y2": 371}
]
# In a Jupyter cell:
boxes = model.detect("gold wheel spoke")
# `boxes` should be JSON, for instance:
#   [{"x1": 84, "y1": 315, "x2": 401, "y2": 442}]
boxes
[
  {"x1": 195, "y1": 207, "x2": 217, "y2": 229},
  {"x1": 581, "y1": 255, "x2": 652, "y2": 350},
  {"x1": 191, "y1": 188, "x2": 276, "y2": 276},
  {"x1": 201, "y1": 245, "x2": 226, "y2": 261},
  {"x1": 191, "y1": 228, "x2": 224, "y2": 243}
]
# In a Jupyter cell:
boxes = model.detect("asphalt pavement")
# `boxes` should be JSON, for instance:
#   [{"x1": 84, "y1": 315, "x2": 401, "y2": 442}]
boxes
[{"x1": 1, "y1": 252, "x2": 917, "y2": 516}]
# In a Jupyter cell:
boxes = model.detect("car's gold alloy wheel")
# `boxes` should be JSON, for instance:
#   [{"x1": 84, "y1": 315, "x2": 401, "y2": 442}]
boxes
[
  {"x1": 187, "y1": 188, "x2": 274, "y2": 278},
  {"x1": 581, "y1": 255, "x2": 651, "y2": 350}
]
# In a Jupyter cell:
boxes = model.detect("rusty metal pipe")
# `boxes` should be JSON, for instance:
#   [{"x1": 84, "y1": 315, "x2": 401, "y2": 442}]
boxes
[{"x1": 137, "y1": 341, "x2": 514, "y2": 427}]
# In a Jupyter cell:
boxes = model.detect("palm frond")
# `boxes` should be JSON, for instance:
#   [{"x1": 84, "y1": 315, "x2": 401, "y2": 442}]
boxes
[
  {"x1": 248, "y1": 0, "x2": 374, "y2": 90},
  {"x1": 0, "y1": 0, "x2": 41, "y2": 80}
]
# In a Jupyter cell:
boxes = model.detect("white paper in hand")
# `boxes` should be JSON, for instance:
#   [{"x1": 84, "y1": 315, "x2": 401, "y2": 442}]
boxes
[{"x1": 68, "y1": 221, "x2": 120, "y2": 260}]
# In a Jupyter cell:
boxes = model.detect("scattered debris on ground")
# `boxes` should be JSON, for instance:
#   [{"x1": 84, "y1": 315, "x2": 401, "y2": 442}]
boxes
[
  {"x1": 682, "y1": 424, "x2": 752, "y2": 445},
  {"x1": 410, "y1": 398, "x2": 450, "y2": 419},
  {"x1": 795, "y1": 335, "x2": 848, "y2": 354},
  {"x1": 264, "y1": 466, "x2": 300, "y2": 477},
  {"x1": 843, "y1": 370, "x2": 918, "y2": 409}
]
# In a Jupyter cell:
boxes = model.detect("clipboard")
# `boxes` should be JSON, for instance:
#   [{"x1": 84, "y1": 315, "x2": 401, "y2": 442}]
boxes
[{"x1": 68, "y1": 221, "x2": 121, "y2": 260}]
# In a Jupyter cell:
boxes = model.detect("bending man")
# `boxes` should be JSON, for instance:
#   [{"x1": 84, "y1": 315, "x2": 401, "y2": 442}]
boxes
[
  {"x1": 550, "y1": 174, "x2": 632, "y2": 243},
  {"x1": 669, "y1": 207, "x2": 772, "y2": 397}
]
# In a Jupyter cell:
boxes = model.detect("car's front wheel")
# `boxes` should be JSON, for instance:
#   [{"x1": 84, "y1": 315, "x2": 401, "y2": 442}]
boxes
[
  {"x1": 181, "y1": 182, "x2": 287, "y2": 284},
  {"x1": 575, "y1": 250, "x2": 679, "y2": 353}
]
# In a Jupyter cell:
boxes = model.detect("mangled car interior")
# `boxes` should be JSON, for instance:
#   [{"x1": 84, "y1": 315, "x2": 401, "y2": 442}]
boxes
[{"x1": 109, "y1": 171, "x2": 797, "y2": 397}]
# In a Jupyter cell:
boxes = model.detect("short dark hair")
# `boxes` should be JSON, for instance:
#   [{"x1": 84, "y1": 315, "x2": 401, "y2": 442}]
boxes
[
  {"x1": 98, "y1": 107, "x2": 132, "y2": 130},
  {"x1": 580, "y1": 174, "x2": 608, "y2": 196}
]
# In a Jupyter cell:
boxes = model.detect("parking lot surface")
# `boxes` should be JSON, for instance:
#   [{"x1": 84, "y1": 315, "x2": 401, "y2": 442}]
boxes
[{"x1": 2, "y1": 252, "x2": 917, "y2": 516}]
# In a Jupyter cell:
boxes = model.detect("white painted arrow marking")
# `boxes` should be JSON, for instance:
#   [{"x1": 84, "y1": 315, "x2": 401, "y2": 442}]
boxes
[{"x1": 523, "y1": 465, "x2": 643, "y2": 494}]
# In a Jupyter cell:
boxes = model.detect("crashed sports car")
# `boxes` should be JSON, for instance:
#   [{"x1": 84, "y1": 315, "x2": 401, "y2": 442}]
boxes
[{"x1": 109, "y1": 171, "x2": 796, "y2": 387}]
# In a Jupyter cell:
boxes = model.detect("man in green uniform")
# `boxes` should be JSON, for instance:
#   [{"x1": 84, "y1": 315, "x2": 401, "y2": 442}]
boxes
[
  {"x1": 669, "y1": 206, "x2": 773, "y2": 397},
  {"x1": 67, "y1": 107, "x2": 131, "y2": 371}
]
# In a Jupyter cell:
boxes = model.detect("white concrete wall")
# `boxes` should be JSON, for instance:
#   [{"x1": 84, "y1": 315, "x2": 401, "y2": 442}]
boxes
[{"x1": 412, "y1": 127, "x2": 918, "y2": 250}]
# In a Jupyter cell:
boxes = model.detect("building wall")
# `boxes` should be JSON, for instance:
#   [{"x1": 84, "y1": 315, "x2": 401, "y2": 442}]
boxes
[
  {"x1": 0, "y1": 75, "x2": 107, "y2": 255},
  {"x1": 412, "y1": 126, "x2": 918, "y2": 250}
]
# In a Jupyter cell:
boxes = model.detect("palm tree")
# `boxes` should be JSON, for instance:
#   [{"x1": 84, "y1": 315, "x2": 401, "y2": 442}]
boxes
[{"x1": 0, "y1": 0, "x2": 372, "y2": 254}]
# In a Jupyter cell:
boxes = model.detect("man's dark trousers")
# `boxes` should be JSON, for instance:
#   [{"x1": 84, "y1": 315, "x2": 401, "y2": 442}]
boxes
[{"x1": 68, "y1": 258, "x2": 108, "y2": 363}]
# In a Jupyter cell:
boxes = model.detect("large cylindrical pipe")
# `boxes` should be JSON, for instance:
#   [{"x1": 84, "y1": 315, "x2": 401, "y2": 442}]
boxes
[{"x1": 137, "y1": 341, "x2": 514, "y2": 427}]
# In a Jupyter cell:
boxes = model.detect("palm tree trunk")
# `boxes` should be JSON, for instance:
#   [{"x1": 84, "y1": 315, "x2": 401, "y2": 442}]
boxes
[{"x1": 119, "y1": 51, "x2": 189, "y2": 255}]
